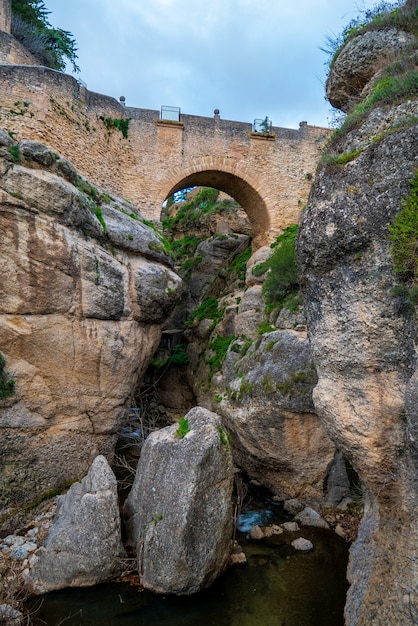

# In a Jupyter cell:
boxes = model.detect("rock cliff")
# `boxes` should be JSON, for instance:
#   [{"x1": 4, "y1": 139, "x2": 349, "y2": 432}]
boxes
[
  {"x1": 298, "y1": 4, "x2": 418, "y2": 623},
  {"x1": 161, "y1": 196, "x2": 337, "y2": 505},
  {"x1": 0, "y1": 133, "x2": 182, "y2": 511}
]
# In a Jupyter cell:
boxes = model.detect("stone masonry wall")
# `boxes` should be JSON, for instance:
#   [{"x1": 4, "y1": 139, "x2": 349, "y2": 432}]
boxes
[
  {"x1": 0, "y1": 0, "x2": 11, "y2": 35},
  {"x1": 0, "y1": 32, "x2": 38, "y2": 65}
]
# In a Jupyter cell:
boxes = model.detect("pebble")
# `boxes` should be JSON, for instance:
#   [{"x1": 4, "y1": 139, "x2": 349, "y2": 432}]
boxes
[
  {"x1": 10, "y1": 542, "x2": 37, "y2": 560},
  {"x1": 249, "y1": 525, "x2": 264, "y2": 540},
  {"x1": 291, "y1": 537, "x2": 314, "y2": 551},
  {"x1": 0, "y1": 604, "x2": 23, "y2": 624},
  {"x1": 335, "y1": 524, "x2": 348, "y2": 540},
  {"x1": 295, "y1": 507, "x2": 330, "y2": 530}
]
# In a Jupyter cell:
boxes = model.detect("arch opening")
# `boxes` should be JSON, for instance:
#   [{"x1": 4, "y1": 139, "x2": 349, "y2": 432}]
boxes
[{"x1": 160, "y1": 169, "x2": 271, "y2": 249}]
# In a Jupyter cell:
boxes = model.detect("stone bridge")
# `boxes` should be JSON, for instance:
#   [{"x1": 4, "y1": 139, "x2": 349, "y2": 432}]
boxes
[
  {"x1": 0, "y1": 15, "x2": 330, "y2": 247},
  {"x1": 125, "y1": 108, "x2": 330, "y2": 245}
]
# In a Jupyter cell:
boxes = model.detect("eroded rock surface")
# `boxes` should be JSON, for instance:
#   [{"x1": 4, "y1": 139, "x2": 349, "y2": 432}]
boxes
[
  {"x1": 298, "y1": 9, "x2": 418, "y2": 622},
  {"x1": 24, "y1": 455, "x2": 125, "y2": 594},
  {"x1": 123, "y1": 406, "x2": 234, "y2": 595},
  {"x1": 0, "y1": 136, "x2": 182, "y2": 509},
  {"x1": 185, "y1": 252, "x2": 336, "y2": 504},
  {"x1": 326, "y1": 28, "x2": 414, "y2": 112}
]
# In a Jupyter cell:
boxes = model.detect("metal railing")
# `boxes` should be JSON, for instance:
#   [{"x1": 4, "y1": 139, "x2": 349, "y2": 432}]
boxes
[
  {"x1": 253, "y1": 117, "x2": 272, "y2": 134},
  {"x1": 160, "y1": 105, "x2": 181, "y2": 122}
]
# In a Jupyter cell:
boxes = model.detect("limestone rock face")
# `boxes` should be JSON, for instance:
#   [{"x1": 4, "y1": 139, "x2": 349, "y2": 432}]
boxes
[
  {"x1": 184, "y1": 243, "x2": 336, "y2": 505},
  {"x1": 210, "y1": 330, "x2": 335, "y2": 503},
  {"x1": 123, "y1": 406, "x2": 234, "y2": 595},
  {"x1": 188, "y1": 234, "x2": 249, "y2": 304},
  {"x1": 24, "y1": 456, "x2": 125, "y2": 594},
  {"x1": 0, "y1": 135, "x2": 182, "y2": 508},
  {"x1": 298, "y1": 54, "x2": 418, "y2": 626},
  {"x1": 326, "y1": 28, "x2": 414, "y2": 112}
]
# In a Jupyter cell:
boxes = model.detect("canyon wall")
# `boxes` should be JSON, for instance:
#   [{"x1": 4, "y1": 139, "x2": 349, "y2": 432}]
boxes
[
  {"x1": 297, "y1": 6, "x2": 418, "y2": 623},
  {"x1": 0, "y1": 134, "x2": 182, "y2": 510}
]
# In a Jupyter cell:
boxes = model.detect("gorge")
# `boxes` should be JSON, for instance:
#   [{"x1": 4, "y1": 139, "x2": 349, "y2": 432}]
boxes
[{"x1": 1, "y1": 0, "x2": 418, "y2": 624}]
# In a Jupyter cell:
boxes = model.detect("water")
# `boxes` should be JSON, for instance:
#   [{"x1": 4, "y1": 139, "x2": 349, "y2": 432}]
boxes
[{"x1": 28, "y1": 489, "x2": 349, "y2": 626}]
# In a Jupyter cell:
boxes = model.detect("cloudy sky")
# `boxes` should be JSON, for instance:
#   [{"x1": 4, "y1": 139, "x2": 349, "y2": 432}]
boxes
[{"x1": 46, "y1": 0, "x2": 397, "y2": 129}]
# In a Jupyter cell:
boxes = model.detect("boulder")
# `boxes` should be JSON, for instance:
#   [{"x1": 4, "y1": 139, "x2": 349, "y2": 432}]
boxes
[
  {"x1": 101, "y1": 203, "x2": 173, "y2": 265},
  {"x1": 295, "y1": 507, "x2": 330, "y2": 530},
  {"x1": 213, "y1": 330, "x2": 335, "y2": 502},
  {"x1": 123, "y1": 406, "x2": 234, "y2": 595},
  {"x1": 326, "y1": 29, "x2": 415, "y2": 112},
  {"x1": 0, "y1": 604, "x2": 23, "y2": 625},
  {"x1": 291, "y1": 537, "x2": 313, "y2": 551},
  {"x1": 24, "y1": 456, "x2": 125, "y2": 594},
  {"x1": 188, "y1": 234, "x2": 249, "y2": 302}
]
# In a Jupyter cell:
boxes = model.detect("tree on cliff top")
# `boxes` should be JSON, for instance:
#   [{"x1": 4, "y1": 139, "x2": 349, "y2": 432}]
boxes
[{"x1": 11, "y1": 0, "x2": 79, "y2": 73}]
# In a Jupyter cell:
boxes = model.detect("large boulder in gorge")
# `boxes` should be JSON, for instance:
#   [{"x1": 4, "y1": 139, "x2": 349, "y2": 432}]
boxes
[
  {"x1": 208, "y1": 330, "x2": 336, "y2": 504},
  {"x1": 298, "y1": 7, "x2": 418, "y2": 623},
  {"x1": 326, "y1": 28, "x2": 415, "y2": 113},
  {"x1": 24, "y1": 455, "x2": 125, "y2": 594},
  {"x1": 123, "y1": 406, "x2": 234, "y2": 595},
  {"x1": 0, "y1": 135, "x2": 182, "y2": 510},
  {"x1": 184, "y1": 247, "x2": 336, "y2": 505}
]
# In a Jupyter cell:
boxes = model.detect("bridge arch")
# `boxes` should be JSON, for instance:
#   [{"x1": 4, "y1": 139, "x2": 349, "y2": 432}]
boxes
[{"x1": 157, "y1": 158, "x2": 274, "y2": 248}]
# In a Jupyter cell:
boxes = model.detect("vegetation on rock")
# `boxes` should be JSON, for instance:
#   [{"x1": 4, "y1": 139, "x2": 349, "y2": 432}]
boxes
[
  {"x1": 175, "y1": 417, "x2": 190, "y2": 438},
  {"x1": 252, "y1": 225, "x2": 299, "y2": 311},
  {"x1": 11, "y1": 0, "x2": 79, "y2": 72},
  {"x1": 186, "y1": 297, "x2": 225, "y2": 329},
  {"x1": 162, "y1": 187, "x2": 240, "y2": 232},
  {"x1": 322, "y1": 0, "x2": 418, "y2": 143},
  {"x1": 389, "y1": 170, "x2": 418, "y2": 281},
  {"x1": 322, "y1": 1, "x2": 418, "y2": 70}
]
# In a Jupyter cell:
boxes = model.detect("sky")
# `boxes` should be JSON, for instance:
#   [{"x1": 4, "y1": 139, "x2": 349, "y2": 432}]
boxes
[{"x1": 46, "y1": 0, "x2": 398, "y2": 130}]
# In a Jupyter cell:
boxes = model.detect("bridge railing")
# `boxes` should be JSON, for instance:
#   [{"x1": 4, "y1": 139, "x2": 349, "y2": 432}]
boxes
[
  {"x1": 161, "y1": 105, "x2": 181, "y2": 122},
  {"x1": 253, "y1": 117, "x2": 272, "y2": 134}
]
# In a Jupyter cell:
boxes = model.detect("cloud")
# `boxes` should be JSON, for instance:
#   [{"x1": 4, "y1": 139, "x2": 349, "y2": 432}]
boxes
[{"x1": 46, "y1": 0, "x2": 398, "y2": 128}]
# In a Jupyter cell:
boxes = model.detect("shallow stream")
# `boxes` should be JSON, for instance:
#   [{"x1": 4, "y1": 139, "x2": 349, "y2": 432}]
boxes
[{"x1": 28, "y1": 488, "x2": 349, "y2": 626}]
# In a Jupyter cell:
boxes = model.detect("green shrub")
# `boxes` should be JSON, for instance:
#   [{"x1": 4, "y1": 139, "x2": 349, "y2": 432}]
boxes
[
  {"x1": 176, "y1": 417, "x2": 190, "y2": 438},
  {"x1": 206, "y1": 335, "x2": 236, "y2": 379},
  {"x1": 262, "y1": 225, "x2": 299, "y2": 309},
  {"x1": 226, "y1": 246, "x2": 252, "y2": 283},
  {"x1": 94, "y1": 206, "x2": 107, "y2": 232},
  {"x1": 171, "y1": 235, "x2": 203, "y2": 260},
  {"x1": 103, "y1": 117, "x2": 130, "y2": 138},
  {"x1": 186, "y1": 297, "x2": 225, "y2": 328},
  {"x1": 8, "y1": 144, "x2": 20, "y2": 163},
  {"x1": 181, "y1": 254, "x2": 204, "y2": 278},
  {"x1": 150, "y1": 344, "x2": 189, "y2": 369},
  {"x1": 258, "y1": 321, "x2": 275, "y2": 335},
  {"x1": 389, "y1": 171, "x2": 418, "y2": 281},
  {"x1": 11, "y1": 0, "x2": 79, "y2": 72},
  {"x1": 218, "y1": 426, "x2": 231, "y2": 449}
]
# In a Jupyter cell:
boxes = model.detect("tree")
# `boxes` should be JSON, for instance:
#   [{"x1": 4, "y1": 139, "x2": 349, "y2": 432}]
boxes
[
  {"x1": 259, "y1": 116, "x2": 271, "y2": 134},
  {"x1": 11, "y1": 0, "x2": 79, "y2": 73}
]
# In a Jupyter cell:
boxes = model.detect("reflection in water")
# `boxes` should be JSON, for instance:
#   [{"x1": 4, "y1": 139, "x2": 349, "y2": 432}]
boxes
[{"x1": 29, "y1": 490, "x2": 349, "y2": 626}]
